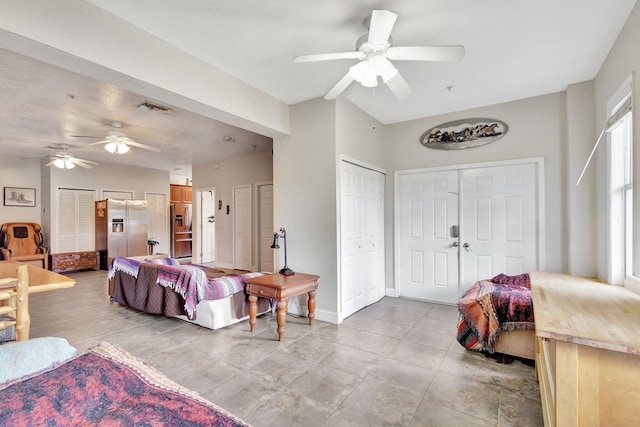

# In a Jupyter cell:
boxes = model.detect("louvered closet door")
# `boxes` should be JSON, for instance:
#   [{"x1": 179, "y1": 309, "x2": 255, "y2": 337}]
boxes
[{"x1": 57, "y1": 188, "x2": 96, "y2": 253}]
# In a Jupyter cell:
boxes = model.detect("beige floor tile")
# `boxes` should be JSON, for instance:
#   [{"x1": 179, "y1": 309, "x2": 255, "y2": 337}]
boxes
[{"x1": 27, "y1": 270, "x2": 542, "y2": 426}]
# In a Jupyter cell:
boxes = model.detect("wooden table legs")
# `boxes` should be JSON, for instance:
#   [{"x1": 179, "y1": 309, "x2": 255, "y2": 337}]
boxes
[
  {"x1": 248, "y1": 294, "x2": 258, "y2": 332},
  {"x1": 244, "y1": 272, "x2": 320, "y2": 341},
  {"x1": 247, "y1": 289, "x2": 317, "y2": 341}
]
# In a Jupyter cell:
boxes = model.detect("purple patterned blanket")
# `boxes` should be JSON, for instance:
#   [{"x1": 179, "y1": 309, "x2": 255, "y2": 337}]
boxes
[
  {"x1": 156, "y1": 264, "x2": 267, "y2": 319},
  {"x1": 0, "y1": 342, "x2": 249, "y2": 426},
  {"x1": 456, "y1": 273, "x2": 534, "y2": 353}
]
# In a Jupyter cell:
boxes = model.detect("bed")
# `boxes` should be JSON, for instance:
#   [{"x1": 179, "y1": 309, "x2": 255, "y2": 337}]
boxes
[
  {"x1": 109, "y1": 257, "x2": 270, "y2": 330},
  {"x1": 0, "y1": 340, "x2": 249, "y2": 426},
  {"x1": 456, "y1": 273, "x2": 535, "y2": 360}
]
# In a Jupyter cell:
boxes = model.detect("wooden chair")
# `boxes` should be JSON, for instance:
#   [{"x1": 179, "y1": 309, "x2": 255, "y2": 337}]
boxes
[{"x1": 0, "y1": 264, "x2": 30, "y2": 342}]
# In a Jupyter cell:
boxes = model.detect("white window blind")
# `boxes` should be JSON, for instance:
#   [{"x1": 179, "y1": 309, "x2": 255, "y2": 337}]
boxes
[{"x1": 57, "y1": 188, "x2": 96, "y2": 253}]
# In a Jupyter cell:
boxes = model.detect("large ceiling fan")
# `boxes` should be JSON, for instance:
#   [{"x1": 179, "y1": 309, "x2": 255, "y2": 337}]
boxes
[
  {"x1": 294, "y1": 9, "x2": 465, "y2": 100},
  {"x1": 72, "y1": 121, "x2": 161, "y2": 154},
  {"x1": 42, "y1": 144, "x2": 99, "y2": 169}
]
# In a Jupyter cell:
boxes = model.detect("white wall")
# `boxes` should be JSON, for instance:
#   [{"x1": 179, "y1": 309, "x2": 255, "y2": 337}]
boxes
[
  {"x1": 274, "y1": 98, "x2": 338, "y2": 317},
  {"x1": 0, "y1": 156, "x2": 42, "y2": 225},
  {"x1": 272, "y1": 97, "x2": 387, "y2": 321},
  {"x1": 593, "y1": 1, "x2": 640, "y2": 280},
  {"x1": 192, "y1": 150, "x2": 273, "y2": 268},
  {"x1": 566, "y1": 81, "x2": 597, "y2": 277},
  {"x1": 383, "y1": 92, "x2": 569, "y2": 287},
  {"x1": 0, "y1": 0, "x2": 289, "y2": 138},
  {"x1": 43, "y1": 161, "x2": 169, "y2": 253}
]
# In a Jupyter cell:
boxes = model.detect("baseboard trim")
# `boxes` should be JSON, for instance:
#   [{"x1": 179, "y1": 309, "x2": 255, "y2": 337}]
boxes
[
  {"x1": 386, "y1": 287, "x2": 398, "y2": 297},
  {"x1": 287, "y1": 300, "x2": 338, "y2": 325}
]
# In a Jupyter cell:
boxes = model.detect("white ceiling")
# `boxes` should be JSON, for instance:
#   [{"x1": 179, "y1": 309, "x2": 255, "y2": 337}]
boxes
[{"x1": 0, "y1": 0, "x2": 637, "y2": 173}]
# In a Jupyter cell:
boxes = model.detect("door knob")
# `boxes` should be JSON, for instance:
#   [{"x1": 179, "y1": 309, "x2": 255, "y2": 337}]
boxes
[
  {"x1": 463, "y1": 243, "x2": 471, "y2": 251},
  {"x1": 450, "y1": 241, "x2": 459, "y2": 247}
]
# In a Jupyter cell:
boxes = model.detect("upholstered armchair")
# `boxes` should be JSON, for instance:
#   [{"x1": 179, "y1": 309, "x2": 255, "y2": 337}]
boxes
[{"x1": 0, "y1": 222, "x2": 48, "y2": 270}]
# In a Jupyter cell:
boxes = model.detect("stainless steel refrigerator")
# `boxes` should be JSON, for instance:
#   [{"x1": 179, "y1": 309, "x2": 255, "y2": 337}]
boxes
[{"x1": 96, "y1": 199, "x2": 148, "y2": 269}]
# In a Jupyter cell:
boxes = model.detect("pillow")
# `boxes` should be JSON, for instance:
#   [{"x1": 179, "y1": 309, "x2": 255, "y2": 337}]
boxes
[
  {"x1": 144, "y1": 257, "x2": 181, "y2": 266},
  {"x1": 0, "y1": 337, "x2": 77, "y2": 385}
]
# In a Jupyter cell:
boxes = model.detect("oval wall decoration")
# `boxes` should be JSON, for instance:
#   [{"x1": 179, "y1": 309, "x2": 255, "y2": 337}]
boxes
[{"x1": 419, "y1": 118, "x2": 508, "y2": 150}]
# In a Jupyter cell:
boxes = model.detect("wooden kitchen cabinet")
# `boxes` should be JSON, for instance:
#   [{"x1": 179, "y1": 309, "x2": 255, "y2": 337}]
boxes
[
  {"x1": 531, "y1": 272, "x2": 640, "y2": 427},
  {"x1": 170, "y1": 184, "x2": 192, "y2": 203}
]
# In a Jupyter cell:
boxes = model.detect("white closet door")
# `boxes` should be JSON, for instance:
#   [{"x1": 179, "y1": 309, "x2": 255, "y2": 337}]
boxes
[
  {"x1": 146, "y1": 193, "x2": 169, "y2": 255},
  {"x1": 397, "y1": 170, "x2": 460, "y2": 303},
  {"x1": 200, "y1": 190, "x2": 216, "y2": 263},
  {"x1": 459, "y1": 163, "x2": 538, "y2": 293},
  {"x1": 341, "y1": 161, "x2": 384, "y2": 319},
  {"x1": 56, "y1": 188, "x2": 96, "y2": 253},
  {"x1": 258, "y1": 184, "x2": 274, "y2": 272},
  {"x1": 233, "y1": 185, "x2": 252, "y2": 270}
]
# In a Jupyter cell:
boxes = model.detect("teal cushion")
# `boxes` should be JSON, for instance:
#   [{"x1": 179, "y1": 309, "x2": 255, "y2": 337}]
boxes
[{"x1": 0, "y1": 337, "x2": 77, "y2": 385}]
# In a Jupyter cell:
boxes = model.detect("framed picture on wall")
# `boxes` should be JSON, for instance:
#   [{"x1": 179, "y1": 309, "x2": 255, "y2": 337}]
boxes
[{"x1": 4, "y1": 187, "x2": 36, "y2": 207}]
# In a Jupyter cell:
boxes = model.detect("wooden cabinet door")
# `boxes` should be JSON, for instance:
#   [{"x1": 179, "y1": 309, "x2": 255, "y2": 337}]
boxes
[{"x1": 170, "y1": 184, "x2": 192, "y2": 202}]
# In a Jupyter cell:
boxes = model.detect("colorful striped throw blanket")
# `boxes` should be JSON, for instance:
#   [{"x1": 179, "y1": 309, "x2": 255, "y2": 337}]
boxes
[
  {"x1": 156, "y1": 265, "x2": 267, "y2": 319},
  {"x1": 456, "y1": 273, "x2": 534, "y2": 353}
]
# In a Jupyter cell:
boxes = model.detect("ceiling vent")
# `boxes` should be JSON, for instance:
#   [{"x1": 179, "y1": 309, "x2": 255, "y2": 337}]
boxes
[{"x1": 136, "y1": 101, "x2": 173, "y2": 113}]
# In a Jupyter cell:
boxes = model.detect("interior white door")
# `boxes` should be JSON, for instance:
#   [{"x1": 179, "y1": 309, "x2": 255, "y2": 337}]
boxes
[
  {"x1": 233, "y1": 185, "x2": 252, "y2": 270},
  {"x1": 258, "y1": 184, "x2": 274, "y2": 272},
  {"x1": 200, "y1": 190, "x2": 216, "y2": 263},
  {"x1": 397, "y1": 170, "x2": 460, "y2": 303},
  {"x1": 459, "y1": 163, "x2": 538, "y2": 293},
  {"x1": 146, "y1": 193, "x2": 169, "y2": 255},
  {"x1": 396, "y1": 161, "x2": 540, "y2": 303},
  {"x1": 340, "y1": 162, "x2": 385, "y2": 318}
]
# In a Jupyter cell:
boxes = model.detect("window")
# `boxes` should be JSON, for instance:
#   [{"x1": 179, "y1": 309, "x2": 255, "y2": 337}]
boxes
[{"x1": 607, "y1": 82, "x2": 633, "y2": 286}]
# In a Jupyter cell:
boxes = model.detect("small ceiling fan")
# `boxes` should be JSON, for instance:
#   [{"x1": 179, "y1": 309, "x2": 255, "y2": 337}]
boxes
[
  {"x1": 42, "y1": 144, "x2": 99, "y2": 169},
  {"x1": 293, "y1": 9, "x2": 465, "y2": 100},
  {"x1": 72, "y1": 121, "x2": 161, "y2": 154}
]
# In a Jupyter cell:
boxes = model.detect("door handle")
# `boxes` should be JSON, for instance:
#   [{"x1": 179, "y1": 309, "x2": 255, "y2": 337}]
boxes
[
  {"x1": 463, "y1": 243, "x2": 471, "y2": 252},
  {"x1": 208, "y1": 216, "x2": 215, "y2": 223},
  {"x1": 450, "y1": 241, "x2": 459, "y2": 248}
]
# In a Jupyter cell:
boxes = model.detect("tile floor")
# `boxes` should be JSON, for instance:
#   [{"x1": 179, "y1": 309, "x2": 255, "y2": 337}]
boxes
[{"x1": 29, "y1": 270, "x2": 543, "y2": 426}]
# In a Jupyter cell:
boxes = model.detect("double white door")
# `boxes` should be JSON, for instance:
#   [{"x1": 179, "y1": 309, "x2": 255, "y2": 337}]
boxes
[
  {"x1": 397, "y1": 161, "x2": 540, "y2": 303},
  {"x1": 340, "y1": 161, "x2": 385, "y2": 318}
]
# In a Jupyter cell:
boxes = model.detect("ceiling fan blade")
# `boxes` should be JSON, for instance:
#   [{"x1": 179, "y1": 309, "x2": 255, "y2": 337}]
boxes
[
  {"x1": 293, "y1": 52, "x2": 364, "y2": 63},
  {"x1": 84, "y1": 140, "x2": 109, "y2": 147},
  {"x1": 386, "y1": 45, "x2": 466, "y2": 62},
  {"x1": 386, "y1": 72, "x2": 412, "y2": 100},
  {"x1": 325, "y1": 72, "x2": 355, "y2": 100},
  {"x1": 70, "y1": 135, "x2": 103, "y2": 139},
  {"x1": 73, "y1": 158, "x2": 99, "y2": 165},
  {"x1": 368, "y1": 10, "x2": 398, "y2": 45},
  {"x1": 71, "y1": 158, "x2": 96, "y2": 169},
  {"x1": 125, "y1": 140, "x2": 161, "y2": 152}
]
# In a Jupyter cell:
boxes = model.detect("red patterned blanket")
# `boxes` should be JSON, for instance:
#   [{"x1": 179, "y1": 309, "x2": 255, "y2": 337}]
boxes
[
  {"x1": 0, "y1": 342, "x2": 249, "y2": 426},
  {"x1": 456, "y1": 273, "x2": 534, "y2": 353}
]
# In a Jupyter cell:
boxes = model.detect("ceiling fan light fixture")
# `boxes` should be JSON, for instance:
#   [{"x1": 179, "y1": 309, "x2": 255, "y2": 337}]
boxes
[
  {"x1": 53, "y1": 157, "x2": 75, "y2": 169},
  {"x1": 349, "y1": 55, "x2": 398, "y2": 88},
  {"x1": 104, "y1": 141, "x2": 130, "y2": 154},
  {"x1": 349, "y1": 60, "x2": 378, "y2": 88}
]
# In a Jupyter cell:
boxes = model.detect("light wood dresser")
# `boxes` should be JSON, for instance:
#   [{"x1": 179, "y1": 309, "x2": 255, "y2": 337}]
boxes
[{"x1": 531, "y1": 272, "x2": 640, "y2": 426}]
